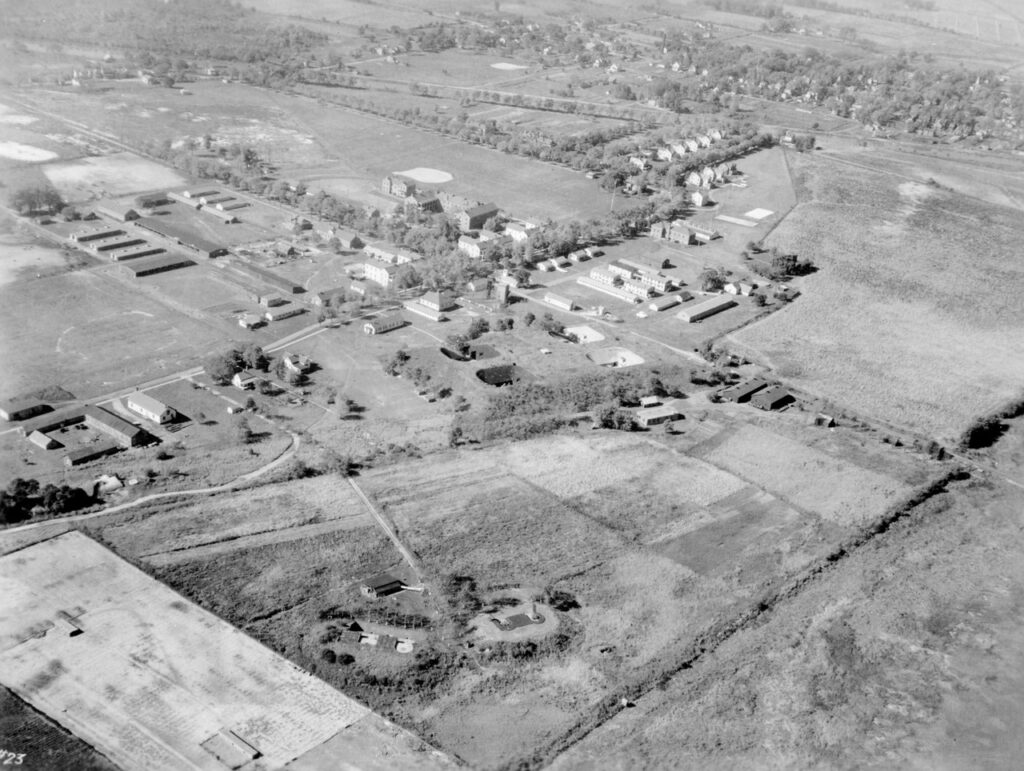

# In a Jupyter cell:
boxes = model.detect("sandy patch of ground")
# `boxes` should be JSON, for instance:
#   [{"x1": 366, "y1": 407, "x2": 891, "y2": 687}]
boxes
[
  {"x1": 0, "y1": 141, "x2": 57, "y2": 162},
  {"x1": 0, "y1": 239, "x2": 68, "y2": 287},
  {"x1": 565, "y1": 325, "x2": 604, "y2": 343},
  {"x1": 491, "y1": 63, "x2": 528, "y2": 70},
  {"x1": 394, "y1": 167, "x2": 454, "y2": 184},
  {"x1": 745, "y1": 208, "x2": 774, "y2": 219}
]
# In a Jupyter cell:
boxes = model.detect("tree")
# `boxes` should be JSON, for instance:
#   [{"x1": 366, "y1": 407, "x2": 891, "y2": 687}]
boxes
[
  {"x1": 523, "y1": 312, "x2": 535, "y2": 327},
  {"x1": 699, "y1": 267, "x2": 728, "y2": 292},
  {"x1": 204, "y1": 349, "x2": 243, "y2": 384},
  {"x1": 241, "y1": 343, "x2": 268, "y2": 371},
  {"x1": 236, "y1": 417, "x2": 255, "y2": 444},
  {"x1": 466, "y1": 318, "x2": 489, "y2": 340}
]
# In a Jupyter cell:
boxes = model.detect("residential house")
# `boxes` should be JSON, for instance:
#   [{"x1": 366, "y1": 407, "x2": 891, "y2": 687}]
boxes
[
  {"x1": 690, "y1": 187, "x2": 714, "y2": 207},
  {"x1": 724, "y1": 280, "x2": 757, "y2": 296},
  {"x1": 283, "y1": 353, "x2": 313, "y2": 375},
  {"x1": 457, "y1": 235, "x2": 482, "y2": 259},
  {"x1": 504, "y1": 221, "x2": 536, "y2": 242},
  {"x1": 125, "y1": 392, "x2": 177, "y2": 424},
  {"x1": 238, "y1": 313, "x2": 263, "y2": 329},
  {"x1": 699, "y1": 166, "x2": 716, "y2": 187},
  {"x1": 685, "y1": 170, "x2": 702, "y2": 187},
  {"x1": 629, "y1": 155, "x2": 650, "y2": 171},
  {"x1": 684, "y1": 138, "x2": 699, "y2": 152},
  {"x1": 697, "y1": 134, "x2": 712, "y2": 148},
  {"x1": 231, "y1": 370, "x2": 261, "y2": 390},
  {"x1": 657, "y1": 147, "x2": 674, "y2": 162}
]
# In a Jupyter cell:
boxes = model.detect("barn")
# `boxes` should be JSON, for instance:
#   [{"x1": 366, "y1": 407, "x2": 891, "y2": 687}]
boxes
[{"x1": 676, "y1": 297, "x2": 737, "y2": 323}]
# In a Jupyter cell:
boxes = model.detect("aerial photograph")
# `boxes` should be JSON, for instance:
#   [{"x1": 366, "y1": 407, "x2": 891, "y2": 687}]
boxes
[{"x1": 0, "y1": 0, "x2": 1022, "y2": 768}]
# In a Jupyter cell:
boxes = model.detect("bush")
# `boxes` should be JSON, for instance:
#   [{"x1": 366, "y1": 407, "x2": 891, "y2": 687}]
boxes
[{"x1": 321, "y1": 649, "x2": 337, "y2": 663}]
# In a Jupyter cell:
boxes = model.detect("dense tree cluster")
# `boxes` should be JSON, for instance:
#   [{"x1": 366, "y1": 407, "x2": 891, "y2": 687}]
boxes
[
  {"x1": 659, "y1": 36, "x2": 1023, "y2": 140},
  {"x1": 3, "y1": 0, "x2": 327, "y2": 64},
  {"x1": 1, "y1": 478, "x2": 91, "y2": 523},
  {"x1": 8, "y1": 185, "x2": 64, "y2": 215},
  {"x1": 203, "y1": 344, "x2": 268, "y2": 385}
]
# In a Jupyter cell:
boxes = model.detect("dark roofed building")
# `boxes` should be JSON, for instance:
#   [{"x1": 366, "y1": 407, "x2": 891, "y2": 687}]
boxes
[
  {"x1": 83, "y1": 406, "x2": 148, "y2": 447},
  {"x1": 0, "y1": 400, "x2": 50, "y2": 422},
  {"x1": 64, "y1": 442, "x2": 120, "y2": 467},
  {"x1": 457, "y1": 203, "x2": 500, "y2": 232},
  {"x1": 360, "y1": 573, "x2": 405, "y2": 598},
  {"x1": 135, "y1": 217, "x2": 228, "y2": 258},
  {"x1": 750, "y1": 385, "x2": 794, "y2": 411},
  {"x1": 723, "y1": 378, "x2": 768, "y2": 403}
]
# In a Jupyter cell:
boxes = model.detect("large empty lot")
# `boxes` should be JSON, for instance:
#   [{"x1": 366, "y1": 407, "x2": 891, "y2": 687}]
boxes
[
  {"x1": 730, "y1": 150, "x2": 1024, "y2": 443},
  {"x1": 0, "y1": 268, "x2": 229, "y2": 399},
  {"x1": 0, "y1": 531, "x2": 452, "y2": 771}
]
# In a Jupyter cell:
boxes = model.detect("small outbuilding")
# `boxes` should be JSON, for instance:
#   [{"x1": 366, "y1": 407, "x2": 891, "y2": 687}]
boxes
[
  {"x1": 28, "y1": 430, "x2": 61, "y2": 450},
  {"x1": 360, "y1": 573, "x2": 405, "y2": 599}
]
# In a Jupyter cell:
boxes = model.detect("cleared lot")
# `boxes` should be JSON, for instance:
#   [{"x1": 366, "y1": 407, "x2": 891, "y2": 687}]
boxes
[{"x1": 0, "y1": 531, "x2": 451, "y2": 771}]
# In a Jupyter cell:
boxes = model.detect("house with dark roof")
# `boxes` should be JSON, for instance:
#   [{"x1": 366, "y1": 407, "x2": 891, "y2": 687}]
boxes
[{"x1": 360, "y1": 573, "x2": 405, "y2": 598}]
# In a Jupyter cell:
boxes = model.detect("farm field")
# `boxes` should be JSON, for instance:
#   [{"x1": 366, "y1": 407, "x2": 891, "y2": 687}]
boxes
[
  {"x1": 550, "y1": 473, "x2": 1024, "y2": 771},
  {"x1": 729, "y1": 149, "x2": 1024, "y2": 443},
  {"x1": 0, "y1": 531, "x2": 453, "y2": 771},
  {"x1": 0, "y1": 269, "x2": 229, "y2": 400}
]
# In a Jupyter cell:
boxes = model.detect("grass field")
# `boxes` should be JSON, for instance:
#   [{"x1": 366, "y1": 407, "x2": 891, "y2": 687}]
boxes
[
  {"x1": 42, "y1": 152, "x2": 187, "y2": 200},
  {"x1": 0, "y1": 269, "x2": 229, "y2": 400},
  {"x1": 729, "y1": 150, "x2": 1024, "y2": 443}
]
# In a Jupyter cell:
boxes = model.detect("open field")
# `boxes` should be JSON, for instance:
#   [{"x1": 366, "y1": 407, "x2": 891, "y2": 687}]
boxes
[
  {"x1": 0, "y1": 531, "x2": 454, "y2": 771},
  {"x1": 729, "y1": 149, "x2": 1024, "y2": 443},
  {"x1": 0, "y1": 269, "x2": 229, "y2": 400},
  {"x1": 42, "y1": 152, "x2": 187, "y2": 201},
  {"x1": 550, "y1": 472, "x2": 1024, "y2": 771},
  {"x1": 697, "y1": 424, "x2": 912, "y2": 527},
  {"x1": 101, "y1": 475, "x2": 371, "y2": 562}
]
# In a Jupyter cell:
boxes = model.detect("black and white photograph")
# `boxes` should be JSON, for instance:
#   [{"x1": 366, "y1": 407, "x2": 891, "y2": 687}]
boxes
[{"x1": 1, "y1": 0, "x2": 1023, "y2": 768}]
